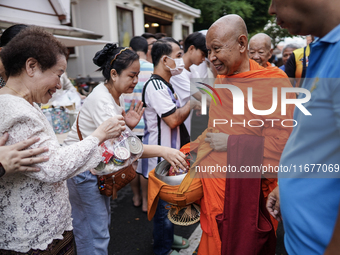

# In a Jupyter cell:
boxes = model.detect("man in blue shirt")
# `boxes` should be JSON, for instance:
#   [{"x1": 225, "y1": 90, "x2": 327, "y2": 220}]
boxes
[{"x1": 268, "y1": 0, "x2": 340, "y2": 254}]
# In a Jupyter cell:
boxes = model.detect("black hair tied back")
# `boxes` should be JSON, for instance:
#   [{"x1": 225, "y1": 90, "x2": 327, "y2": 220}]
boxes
[
  {"x1": 93, "y1": 43, "x2": 139, "y2": 81},
  {"x1": 93, "y1": 43, "x2": 118, "y2": 67}
]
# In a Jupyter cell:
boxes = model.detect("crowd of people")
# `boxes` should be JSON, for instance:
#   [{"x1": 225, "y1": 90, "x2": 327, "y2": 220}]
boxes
[{"x1": 1, "y1": 0, "x2": 340, "y2": 254}]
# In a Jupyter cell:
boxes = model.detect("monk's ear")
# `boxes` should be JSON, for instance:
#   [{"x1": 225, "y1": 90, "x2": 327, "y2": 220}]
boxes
[{"x1": 238, "y1": 35, "x2": 248, "y2": 53}]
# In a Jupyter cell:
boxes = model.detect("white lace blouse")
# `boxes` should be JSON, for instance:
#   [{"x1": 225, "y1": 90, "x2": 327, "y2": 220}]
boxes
[{"x1": 0, "y1": 95, "x2": 102, "y2": 252}]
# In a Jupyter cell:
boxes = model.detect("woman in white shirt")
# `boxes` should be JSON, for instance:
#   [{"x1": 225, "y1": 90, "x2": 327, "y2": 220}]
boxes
[
  {"x1": 65, "y1": 44, "x2": 188, "y2": 255},
  {"x1": 0, "y1": 27, "x2": 125, "y2": 254}
]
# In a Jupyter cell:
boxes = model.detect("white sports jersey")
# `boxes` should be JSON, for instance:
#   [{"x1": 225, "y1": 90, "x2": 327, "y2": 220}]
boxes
[
  {"x1": 141, "y1": 74, "x2": 182, "y2": 177},
  {"x1": 170, "y1": 68, "x2": 194, "y2": 133}
]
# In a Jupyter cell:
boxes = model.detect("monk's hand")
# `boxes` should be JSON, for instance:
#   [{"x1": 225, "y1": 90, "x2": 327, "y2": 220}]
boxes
[
  {"x1": 266, "y1": 186, "x2": 282, "y2": 222},
  {"x1": 205, "y1": 132, "x2": 229, "y2": 151}
]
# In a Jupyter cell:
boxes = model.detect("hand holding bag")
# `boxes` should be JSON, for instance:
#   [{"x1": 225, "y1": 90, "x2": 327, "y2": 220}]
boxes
[{"x1": 76, "y1": 113, "x2": 138, "y2": 199}]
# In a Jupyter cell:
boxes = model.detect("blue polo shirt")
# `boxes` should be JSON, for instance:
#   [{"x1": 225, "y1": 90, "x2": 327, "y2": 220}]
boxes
[{"x1": 279, "y1": 24, "x2": 340, "y2": 254}]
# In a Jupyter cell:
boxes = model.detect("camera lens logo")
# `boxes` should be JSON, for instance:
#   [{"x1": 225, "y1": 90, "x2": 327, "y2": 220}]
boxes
[{"x1": 197, "y1": 82, "x2": 222, "y2": 115}]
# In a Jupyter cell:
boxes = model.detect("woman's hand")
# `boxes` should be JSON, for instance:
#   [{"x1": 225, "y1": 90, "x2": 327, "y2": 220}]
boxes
[
  {"x1": 161, "y1": 147, "x2": 188, "y2": 172},
  {"x1": 92, "y1": 115, "x2": 126, "y2": 144},
  {"x1": 123, "y1": 100, "x2": 145, "y2": 130},
  {"x1": 0, "y1": 133, "x2": 49, "y2": 176}
]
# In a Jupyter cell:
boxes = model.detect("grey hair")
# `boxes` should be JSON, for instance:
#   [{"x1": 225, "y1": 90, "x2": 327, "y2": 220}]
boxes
[{"x1": 282, "y1": 44, "x2": 300, "y2": 53}]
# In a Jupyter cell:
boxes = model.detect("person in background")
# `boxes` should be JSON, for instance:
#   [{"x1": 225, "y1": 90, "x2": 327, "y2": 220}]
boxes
[
  {"x1": 0, "y1": 24, "x2": 28, "y2": 87},
  {"x1": 279, "y1": 44, "x2": 299, "y2": 71},
  {"x1": 170, "y1": 31, "x2": 207, "y2": 134},
  {"x1": 284, "y1": 36, "x2": 314, "y2": 87},
  {"x1": 126, "y1": 36, "x2": 154, "y2": 212},
  {"x1": 306, "y1": 35, "x2": 314, "y2": 45},
  {"x1": 143, "y1": 38, "x2": 192, "y2": 255},
  {"x1": 248, "y1": 33, "x2": 274, "y2": 68},
  {"x1": 178, "y1": 39, "x2": 184, "y2": 49},
  {"x1": 267, "y1": 0, "x2": 340, "y2": 254},
  {"x1": 142, "y1": 32, "x2": 157, "y2": 63},
  {"x1": 155, "y1": 32, "x2": 167, "y2": 40},
  {"x1": 0, "y1": 26, "x2": 125, "y2": 254}
]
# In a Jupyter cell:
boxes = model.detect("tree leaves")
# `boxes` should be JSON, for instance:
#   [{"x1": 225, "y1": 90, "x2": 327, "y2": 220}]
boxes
[{"x1": 181, "y1": 0, "x2": 271, "y2": 34}]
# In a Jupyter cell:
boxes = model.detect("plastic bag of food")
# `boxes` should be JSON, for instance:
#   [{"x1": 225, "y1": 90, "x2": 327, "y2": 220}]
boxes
[{"x1": 91, "y1": 127, "x2": 143, "y2": 175}]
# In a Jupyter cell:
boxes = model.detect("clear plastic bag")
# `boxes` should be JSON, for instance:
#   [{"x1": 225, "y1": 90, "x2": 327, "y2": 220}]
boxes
[{"x1": 91, "y1": 127, "x2": 144, "y2": 175}]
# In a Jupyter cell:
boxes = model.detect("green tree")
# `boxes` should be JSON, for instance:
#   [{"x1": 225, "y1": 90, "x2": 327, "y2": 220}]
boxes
[
  {"x1": 181, "y1": 0, "x2": 272, "y2": 34},
  {"x1": 263, "y1": 17, "x2": 294, "y2": 49}
]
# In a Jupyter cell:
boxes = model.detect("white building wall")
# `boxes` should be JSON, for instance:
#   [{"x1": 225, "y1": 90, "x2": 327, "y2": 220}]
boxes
[
  {"x1": 67, "y1": 0, "x2": 197, "y2": 79},
  {"x1": 68, "y1": 0, "x2": 145, "y2": 79},
  {"x1": 0, "y1": 0, "x2": 61, "y2": 25},
  {"x1": 172, "y1": 13, "x2": 195, "y2": 41},
  {"x1": 67, "y1": 0, "x2": 112, "y2": 79}
]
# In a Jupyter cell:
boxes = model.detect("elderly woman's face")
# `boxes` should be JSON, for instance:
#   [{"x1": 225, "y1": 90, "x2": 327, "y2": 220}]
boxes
[{"x1": 32, "y1": 55, "x2": 67, "y2": 104}]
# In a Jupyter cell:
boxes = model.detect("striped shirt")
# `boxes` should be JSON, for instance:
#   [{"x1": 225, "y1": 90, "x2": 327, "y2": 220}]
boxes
[{"x1": 123, "y1": 59, "x2": 153, "y2": 136}]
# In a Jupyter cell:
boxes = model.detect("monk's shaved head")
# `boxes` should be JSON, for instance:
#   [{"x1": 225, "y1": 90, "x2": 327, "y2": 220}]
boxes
[
  {"x1": 248, "y1": 33, "x2": 273, "y2": 68},
  {"x1": 206, "y1": 15, "x2": 250, "y2": 76},
  {"x1": 208, "y1": 14, "x2": 248, "y2": 43},
  {"x1": 249, "y1": 33, "x2": 272, "y2": 50}
]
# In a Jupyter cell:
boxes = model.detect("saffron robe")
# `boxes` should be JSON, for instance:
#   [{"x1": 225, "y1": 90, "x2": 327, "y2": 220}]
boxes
[{"x1": 191, "y1": 59, "x2": 295, "y2": 255}]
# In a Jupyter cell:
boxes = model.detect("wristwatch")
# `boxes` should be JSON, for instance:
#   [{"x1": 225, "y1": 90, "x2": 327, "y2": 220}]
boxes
[{"x1": 0, "y1": 162, "x2": 6, "y2": 177}]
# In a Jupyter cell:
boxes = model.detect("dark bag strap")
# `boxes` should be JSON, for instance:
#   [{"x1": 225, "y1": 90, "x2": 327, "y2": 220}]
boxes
[
  {"x1": 179, "y1": 123, "x2": 190, "y2": 147},
  {"x1": 301, "y1": 46, "x2": 308, "y2": 79},
  {"x1": 76, "y1": 113, "x2": 83, "y2": 141}
]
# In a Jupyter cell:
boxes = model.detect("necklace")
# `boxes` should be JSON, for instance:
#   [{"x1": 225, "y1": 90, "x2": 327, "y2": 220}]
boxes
[{"x1": 5, "y1": 85, "x2": 25, "y2": 97}]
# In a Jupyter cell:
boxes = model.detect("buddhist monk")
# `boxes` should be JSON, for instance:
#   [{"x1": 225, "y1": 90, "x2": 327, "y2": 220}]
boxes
[
  {"x1": 249, "y1": 33, "x2": 273, "y2": 68},
  {"x1": 190, "y1": 15, "x2": 295, "y2": 255}
]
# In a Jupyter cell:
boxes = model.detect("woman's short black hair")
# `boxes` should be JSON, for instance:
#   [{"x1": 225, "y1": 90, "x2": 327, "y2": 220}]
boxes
[
  {"x1": 0, "y1": 24, "x2": 28, "y2": 47},
  {"x1": 93, "y1": 43, "x2": 139, "y2": 81},
  {"x1": 151, "y1": 37, "x2": 180, "y2": 67},
  {"x1": 0, "y1": 26, "x2": 68, "y2": 78}
]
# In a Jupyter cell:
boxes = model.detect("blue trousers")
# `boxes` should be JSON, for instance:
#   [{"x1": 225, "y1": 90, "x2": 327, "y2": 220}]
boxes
[
  {"x1": 153, "y1": 198, "x2": 174, "y2": 255},
  {"x1": 67, "y1": 171, "x2": 111, "y2": 255}
]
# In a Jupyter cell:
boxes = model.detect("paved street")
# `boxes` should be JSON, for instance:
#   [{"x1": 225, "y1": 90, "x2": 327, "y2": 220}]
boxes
[
  {"x1": 108, "y1": 184, "x2": 200, "y2": 255},
  {"x1": 108, "y1": 183, "x2": 287, "y2": 255}
]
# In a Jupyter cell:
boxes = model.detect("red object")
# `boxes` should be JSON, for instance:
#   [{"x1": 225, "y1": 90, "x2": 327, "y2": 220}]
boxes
[
  {"x1": 167, "y1": 143, "x2": 191, "y2": 176},
  {"x1": 216, "y1": 134, "x2": 276, "y2": 255},
  {"x1": 101, "y1": 144, "x2": 114, "y2": 163}
]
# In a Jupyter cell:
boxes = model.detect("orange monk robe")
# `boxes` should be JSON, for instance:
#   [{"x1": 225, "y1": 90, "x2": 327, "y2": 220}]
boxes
[
  {"x1": 265, "y1": 61, "x2": 272, "y2": 68},
  {"x1": 191, "y1": 59, "x2": 295, "y2": 255}
]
